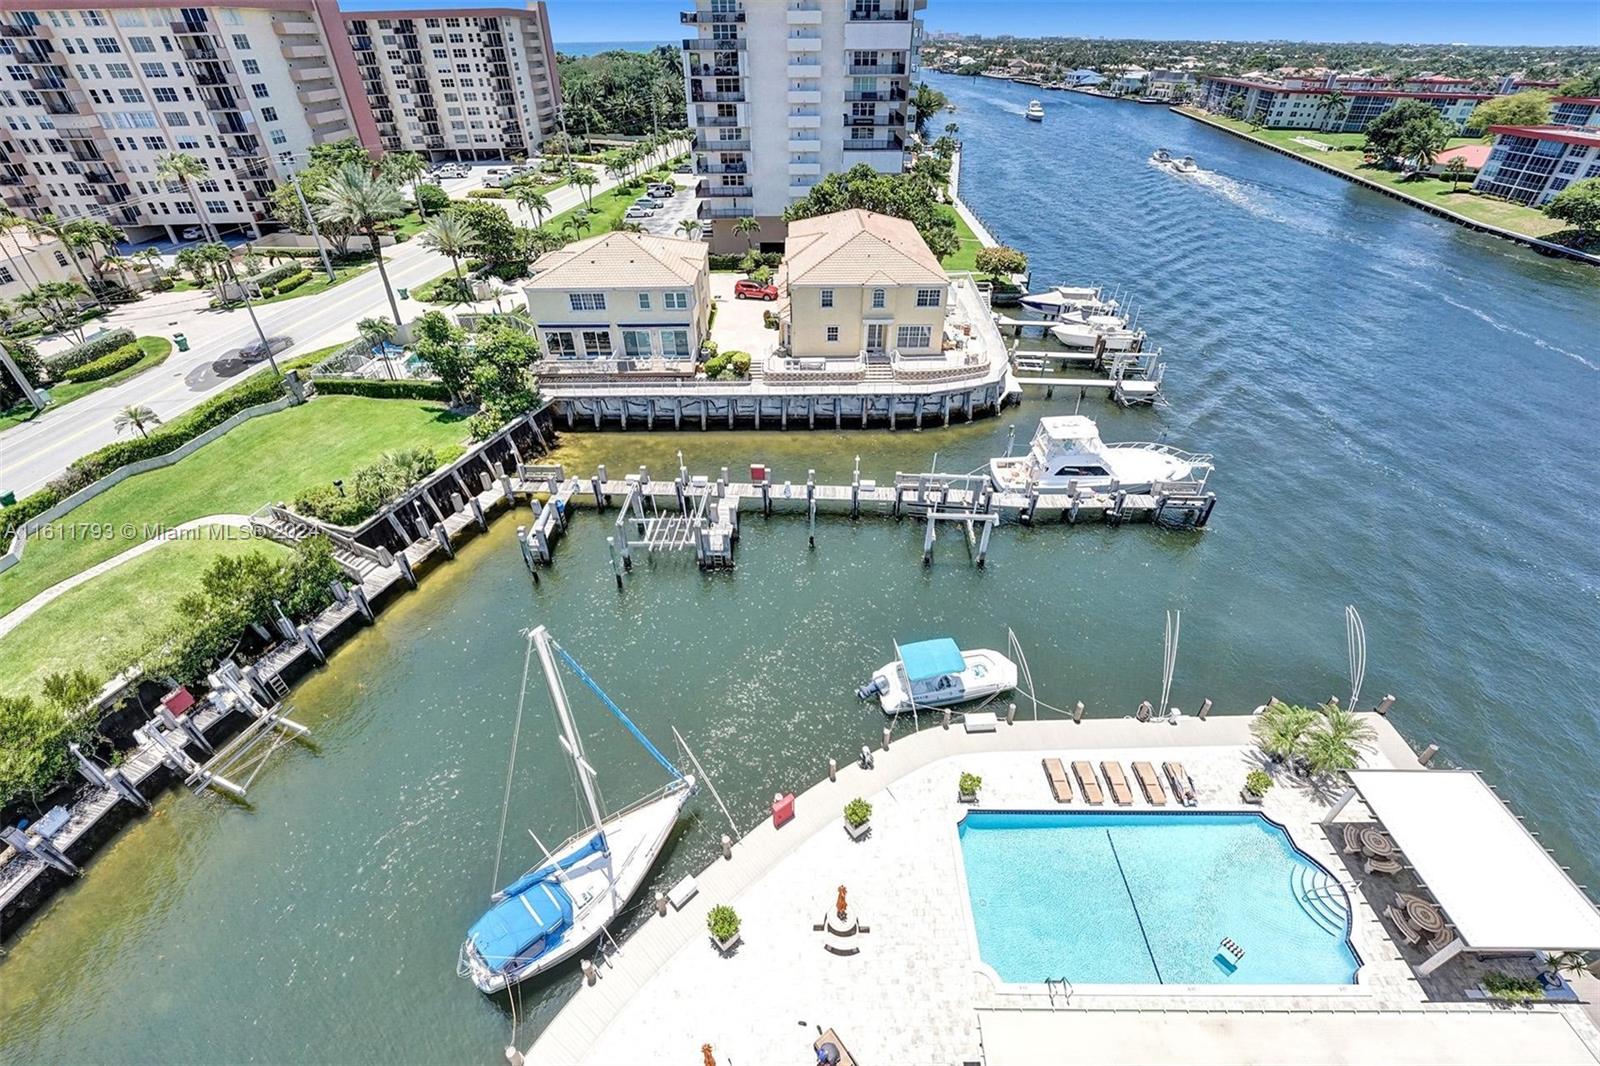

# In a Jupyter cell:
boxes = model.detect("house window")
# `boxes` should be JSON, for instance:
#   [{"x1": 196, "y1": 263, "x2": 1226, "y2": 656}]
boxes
[
  {"x1": 270, "y1": 129, "x2": 287, "y2": 145},
  {"x1": 820, "y1": 289, "x2": 833, "y2": 308},
  {"x1": 232, "y1": 34, "x2": 250, "y2": 50},
  {"x1": 915, "y1": 287, "x2": 942, "y2": 307},
  {"x1": 871, "y1": 288, "x2": 885, "y2": 309},
  {"x1": 0, "y1": 266, "x2": 13, "y2": 284},
  {"x1": 543, "y1": 330, "x2": 576, "y2": 358},
  {"x1": 252, "y1": 83, "x2": 270, "y2": 99},
  {"x1": 662, "y1": 330, "x2": 691, "y2": 359},
  {"x1": 664, "y1": 291, "x2": 687, "y2": 310},
  {"x1": 621, "y1": 329, "x2": 651, "y2": 358},
  {"x1": 260, "y1": 107, "x2": 278, "y2": 122},
  {"x1": 896, "y1": 325, "x2": 931, "y2": 349},
  {"x1": 826, "y1": 326, "x2": 839, "y2": 342},
  {"x1": 637, "y1": 292, "x2": 650, "y2": 310},
  {"x1": 242, "y1": 59, "x2": 259, "y2": 74},
  {"x1": 54, "y1": 251, "x2": 70, "y2": 267},
  {"x1": 581, "y1": 330, "x2": 613, "y2": 357},
  {"x1": 568, "y1": 292, "x2": 605, "y2": 311}
]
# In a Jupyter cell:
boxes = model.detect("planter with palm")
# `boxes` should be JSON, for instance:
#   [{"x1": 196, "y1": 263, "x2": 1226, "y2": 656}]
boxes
[{"x1": 315, "y1": 163, "x2": 407, "y2": 328}]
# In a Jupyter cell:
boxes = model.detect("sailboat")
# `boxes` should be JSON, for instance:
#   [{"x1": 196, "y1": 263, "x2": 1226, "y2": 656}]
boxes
[{"x1": 458, "y1": 626, "x2": 696, "y2": 994}]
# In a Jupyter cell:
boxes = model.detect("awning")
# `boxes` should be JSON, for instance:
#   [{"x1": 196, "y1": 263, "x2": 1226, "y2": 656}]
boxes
[
  {"x1": 899, "y1": 638, "x2": 966, "y2": 682},
  {"x1": 1338, "y1": 769, "x2": 1600, "y2": 952}
]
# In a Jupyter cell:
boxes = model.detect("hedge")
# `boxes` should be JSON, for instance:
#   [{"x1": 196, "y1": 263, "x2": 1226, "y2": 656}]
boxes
[
  {"x1": 309, "y1": 377, "x2": 452, "y2": 401},
  {"x1": 62, "y1": 342, "x2": 144, "y2": 383},
  {"x1": 271, "y1": 269, "x2": 313, "y2": 295},
  {"x1": 47, "y1": 328, "x2": 136, "y2": 372},
  {"x1": 254, "y1": 262, "x2": 303, "y2": 288},
  {"x1": 467, "y1": 188, "x2": 508, "y2": 199}
]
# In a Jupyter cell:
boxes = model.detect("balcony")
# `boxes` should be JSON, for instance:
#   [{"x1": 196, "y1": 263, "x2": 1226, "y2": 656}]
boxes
[
  {"x1": 785, "y1": 34, "x2": 822, "y2": 52},
  {"x1": 845, "y1": 63, "x2": 907, "y2": 76},
  {"x1": 787, "y1": 89, "x2": 821, "y2": 104},
  {"x1": 787, "y1": 112, "x2": 821, "y2": 128},
  {"x1": 843, "y1": 136, "x2": 904, "y2": 151},
  {"x1": 29, "y1": 77, "x2": 68, "y2": 91},
  {"x1": 284, "y1": 44, "x2": 322, "y2": 59},
  {"x1": 691, "y1": 89, "x2": 746, "y2": 103},
  {"x1": 47, "y1": 113, "x2": 102, "y2": 131},
  {"x1": 787, "y1": 135, "x2": 821, "y2": 151},
  {"x1": 694, "y1": 136, "x2": 750, "y2": 152},
  {"x1": 786, "y1": 60, "x2": 821, "y2": 77},
  {"x1": 697, "y1": 113, "x2": 743, "y2": 128},
  {"x1": 695, "y1": 161, "x2": 747, "y2": 174},
  {"x1": 183, "y1": 45, "x2": 217, "y2": 60},
  {"x1": 698, "y1": 202, "x2": 751, "y2": 220},
  {"x1": 844, "y1": 111, "x2": 905, "y2": 126},
  {"x1": 787, "y1": 3, "x2": 823, "y2": 24},
  {"x1": 274, "y1": 19, "x2": 320, "y2": 35},
  {"x1": 170, "y1": 21, "x2": 207, "y2": 35},
  {"x1": 682, "y1": 37, "x2": 744, "y2": 51},
  {"x1": 788, "y1": 160, "x2": 821, "y2": 175},
  {"x1": 292, "y1": 65, "x2": 334, "y2": 82},
  {"x1": 83, "y1": 168, "x2": 115, "y2": 184},
  {"x1": 680, "y1": 10, "x2": 744, "y2": 22},
  {"x1": 697, "y1": 181, "x2": 752, "y2": 197},
  {"x1": 302, "y1": 87, "x2": 340, "y2": 104},
  {"x1": 848, "y1": 5, "x2": 911, "y2": 19},
  {"x1": 688, "y1": 63, "x2": 744, "y2": 77},
  {"x1": 845, "y1": 87, "x2": 906, "y2": 102}
]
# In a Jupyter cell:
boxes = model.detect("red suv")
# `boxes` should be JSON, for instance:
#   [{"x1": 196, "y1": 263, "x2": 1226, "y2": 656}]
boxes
[{"x1": 733, "y1": 279, "x2": 779, "y2": 301}]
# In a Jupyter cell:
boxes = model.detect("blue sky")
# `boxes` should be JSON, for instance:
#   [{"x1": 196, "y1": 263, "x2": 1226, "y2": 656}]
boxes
[{"x1": 335, "y1": 1, "x2": 1600, "y2": 48}]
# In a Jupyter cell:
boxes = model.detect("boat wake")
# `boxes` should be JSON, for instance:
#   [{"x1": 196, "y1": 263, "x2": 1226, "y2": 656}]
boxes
[
  {"x1": 1440, "y1": 295, "x2": 1598, "y2": 371},
  {"x1": 1150, "y1": 158, "x2": 1282, "y2": 221}
]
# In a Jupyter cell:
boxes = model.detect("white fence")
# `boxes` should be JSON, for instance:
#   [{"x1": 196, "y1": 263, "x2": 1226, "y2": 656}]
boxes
[{"x1": 0, "y1": 394, "x2": 298, "y2": 576}]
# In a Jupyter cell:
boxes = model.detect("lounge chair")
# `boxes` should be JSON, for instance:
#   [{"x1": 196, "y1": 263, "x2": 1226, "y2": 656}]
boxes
[
  {"x1": 1131, "y1": 761, "x2": 1166, "y2": 806},
  {"x1": 1073, "y1": 760, "x2": 1104, "y2": 805},
  {"x1": 1042, "y1": 758, "x2": 1073, "y2": 803},
  {"x1": 1384, "y1": 904, "x2": 1422, "y2": 946},
  {"x1": 1343, "y1": 824, "x2": 1364, "y2": 854},
  {"x1": 1101, "y1": 761, "x2": 1134, "y2": 806},
  {"x1": 1162, "y1": 761, "x2": 1197, "y2": 806},
  {"x1": 1364, "y1": 854, "x2": 1403, "y2": 875}
]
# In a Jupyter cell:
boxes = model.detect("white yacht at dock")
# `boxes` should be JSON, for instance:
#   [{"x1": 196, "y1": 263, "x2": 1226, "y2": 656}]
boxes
[
  {"x1": 857, "y1": 638, "x2": 1018, "y2": 715},
  {"x1": 988, "y1": 416, "x2": 1212, "y2": 494},
  {"x1": 1018, "y1": 284, "x2": 1119, "y2": 318}
]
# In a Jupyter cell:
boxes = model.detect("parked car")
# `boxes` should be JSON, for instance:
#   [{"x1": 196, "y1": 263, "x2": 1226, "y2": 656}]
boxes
[
  {"x1": 633, "y1": 197, "x2": 662, "y2": 208},
  {"x1": 180, "y1": 227, "x2": 203, "y2": 240},
  {"x1": 673, "y1": 162, "x2": 692, "y2": 174},
  {"x1": 734, "y1": 279, "x2": 779, "y2": 301},
  {"x1": 624, "y1": 206, "x2": 656, "y2": 219},
  {"x1": 648, "y1": 183, "x2": 677, "y2": 199}
]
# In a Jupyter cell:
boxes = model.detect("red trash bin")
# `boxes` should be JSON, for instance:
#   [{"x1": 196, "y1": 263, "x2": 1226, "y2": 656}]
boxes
[{"x1": 771, "y1": 792, "x2": 795, "y2": 828}]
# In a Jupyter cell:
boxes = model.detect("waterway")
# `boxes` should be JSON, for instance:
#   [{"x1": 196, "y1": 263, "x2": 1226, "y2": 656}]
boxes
[{"x1": 2, "y1": 74, "x2": 1597, "y2": 1064}]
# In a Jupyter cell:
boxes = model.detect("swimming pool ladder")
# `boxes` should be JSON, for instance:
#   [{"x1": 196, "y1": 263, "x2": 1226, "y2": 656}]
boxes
[{"x1": 1045, "y1": 976, "x2": 1074, "y2": 1008}]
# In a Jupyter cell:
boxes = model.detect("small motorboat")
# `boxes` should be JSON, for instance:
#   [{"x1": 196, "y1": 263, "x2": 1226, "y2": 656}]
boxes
[
  {"x1": 1150, "y1": 147, "x2": 1172, "y2": 165},
  {"x1": 1173, "y1": 155, "x2": 1198, "y2": 174},
  {"x1": 857, "y1": 638, "x2": 1018, "y2": 715},
  {"x1": 1017, "y1": 284, "x2": 1118, "y2": 318},
  {"x1": 988, "y1": 416, "x2": 1212, "y2": 494},
  {"x1": 1048, "y1": 314, "x2": 1141, "y2": 350},
  {"x1": 1025, "y1": 100, "x2": 1044, "y2": 121}
]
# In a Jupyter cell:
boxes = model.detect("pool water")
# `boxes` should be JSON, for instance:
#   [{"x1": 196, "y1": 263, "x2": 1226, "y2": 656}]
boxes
[{"x1": 959, "y1": 811, "x2": 1359, "y2": 985}]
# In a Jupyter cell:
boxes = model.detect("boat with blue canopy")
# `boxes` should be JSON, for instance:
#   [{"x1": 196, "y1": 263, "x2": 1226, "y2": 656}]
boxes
[
  {"x1": 856, "y1": 637, "x2": 1018, "y2": 715},
  {"x1": 458, "y1": 626, "x2": 695, "y2": 994}
]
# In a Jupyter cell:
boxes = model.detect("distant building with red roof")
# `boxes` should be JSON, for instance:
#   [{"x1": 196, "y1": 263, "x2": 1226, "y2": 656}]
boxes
[
  {"x1": 1550, "y1": 97, "x2": 1600, "y2": 128},
  {"x1": 1195, "y1": 73, "x2": 1492, "y2": 134}
]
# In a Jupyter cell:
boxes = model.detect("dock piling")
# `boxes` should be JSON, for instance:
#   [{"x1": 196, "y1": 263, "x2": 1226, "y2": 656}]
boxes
[
  {"x1": 606, "y1": 536, "x2": 623, "y2": 589},
  {"x1": 828, "y1": 757, "x2": 837, "y2": 782},
  {"x1": 1377, "y1": 694, "x2": 1395, "y2": 715},
  {"x1": 1006, "y1": 702, "x2": 1017, "y2": 726},
  {"x1": 922, "y1": 512, "x2": 936, "y2": 566},
  {"x1": 721, "y1": 834, "x2": 732, "y2": 861},
  {"x1": 1074, "y1": 701, "x2": 1085, "y2": 723},
  {"x1": 1418, "y1": 744, "x2": 1439, "y2": 766},
  {"x1": 1199, "y1": 698, "x2": 1212, "y2": 721},
  {"x1": 881, "y1": 727, "x2": 891, "y2": 751},
  {"x1": 807, "y1": 470, "x2": 816, "y2": 549}
]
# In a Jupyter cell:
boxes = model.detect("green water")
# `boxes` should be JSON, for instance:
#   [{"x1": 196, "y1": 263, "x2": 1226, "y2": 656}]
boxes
[{"x1": 4, "y1": 83, "x2": 1599, "y2": 1064}]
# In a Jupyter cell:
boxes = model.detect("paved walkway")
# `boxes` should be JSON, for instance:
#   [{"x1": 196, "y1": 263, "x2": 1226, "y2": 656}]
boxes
[
  {"x1": 0, "y1": 514, "x2": 250, "y2": 638},
  {"x1": 950, "y1": 146, "x2": 1001, "y2": 249}
]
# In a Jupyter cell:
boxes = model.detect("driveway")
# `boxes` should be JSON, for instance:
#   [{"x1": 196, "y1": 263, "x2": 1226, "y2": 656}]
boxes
[
  {"x1": 641, "y1": 173, "x2": 700, "y2": 239},
  {"x1": 708, "y1": 273, "x2": 781, "y2": 362}
]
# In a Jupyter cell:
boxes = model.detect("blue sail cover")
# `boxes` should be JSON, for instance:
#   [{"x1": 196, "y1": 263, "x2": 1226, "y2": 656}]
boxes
[
  {"x1": 493, "y1": 832, "x2": 607, "y2": 902},
  {"x1": 467, "y1": 881, "x2": 573, "y2": 970},
  {"x1": 900, "y1": 638, "x2": 966, "y2": 682}
]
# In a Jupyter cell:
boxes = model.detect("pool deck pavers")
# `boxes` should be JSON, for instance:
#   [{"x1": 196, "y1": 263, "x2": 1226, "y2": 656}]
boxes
[{"x1": 524, "y1": 714, "x2": 1600, "y2": 1065}]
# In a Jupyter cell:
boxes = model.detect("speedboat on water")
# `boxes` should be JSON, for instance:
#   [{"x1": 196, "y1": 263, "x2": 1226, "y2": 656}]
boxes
[
  {"x1": 1018, "y1": 284, "x2": 1119, "y2": 318},
  {"x1": 1025, "y1": 100, "x2": 1045, "y2": 121},
  {"x1": 1173, "y1": 155, "x2": 1198, "y2": 174},
  {"x1": 988, "y1": 416, "x2": 1212, "y2": 494},
  {"x1": 857, "y1": 638, "x2": 1018, "y2": 715},
  {"x1": 1151, "y1": 147, "x2": 1172, "y2": 164},
  {"x1": 459, "y1": 626, "x2": 695, "y2": 994}
]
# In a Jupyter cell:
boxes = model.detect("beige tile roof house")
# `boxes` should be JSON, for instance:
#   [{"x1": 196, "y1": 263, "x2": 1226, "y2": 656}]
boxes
[
  {"x1": 781, "y1": 209, "x2": 947, "y2": 288},
  {"x1": 526, "y1": 231, "x2": 708, "y2": 289}
]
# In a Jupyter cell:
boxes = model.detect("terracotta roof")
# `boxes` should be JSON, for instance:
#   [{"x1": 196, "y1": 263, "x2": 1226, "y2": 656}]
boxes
[
  {"x1": 1433, "y1": 143, "x2": 1491, "y2": 169},
  {"x1": 782, "y1": 209, "x2": 946, "y2": 287},
  {"x1": 525, "y1": 231, "x2": 706, "y2": 289}
]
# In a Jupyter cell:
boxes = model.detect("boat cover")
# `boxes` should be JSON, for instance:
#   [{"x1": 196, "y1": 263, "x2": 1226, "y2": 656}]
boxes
[
  {"x1": 493, "y1": 832, "x2": 606, "y2": 901},
  {"x1": 467, "y1": 881, "x2": 573, "y2": 969},
  {"x1": 900, "y1": 638, "x2": 966, "y2": 681}
]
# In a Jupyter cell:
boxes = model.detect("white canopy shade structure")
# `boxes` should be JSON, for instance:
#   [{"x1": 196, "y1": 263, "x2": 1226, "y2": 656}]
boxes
[{"x1": 1326, "y1": 769, "x2": 1600, "y2": 976}]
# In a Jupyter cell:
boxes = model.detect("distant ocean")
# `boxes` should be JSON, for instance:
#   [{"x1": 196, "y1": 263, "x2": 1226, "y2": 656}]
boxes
[{"x1": 555, "y1": 40, "x2": 671, "y2": 56}]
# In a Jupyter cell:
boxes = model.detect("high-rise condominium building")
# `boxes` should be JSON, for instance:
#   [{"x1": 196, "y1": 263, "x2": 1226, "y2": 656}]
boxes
[
  {"x1": 680, "y1": 0, "x2": 925, "y2": 251},
  {"x1": 0, "y1": 2, "x2": 560, "y2": 243}
]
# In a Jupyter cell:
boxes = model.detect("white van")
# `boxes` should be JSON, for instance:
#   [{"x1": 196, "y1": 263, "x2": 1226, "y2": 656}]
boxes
[{"x1": 648, "y1": 182, "x2": 677, "y2": 199}]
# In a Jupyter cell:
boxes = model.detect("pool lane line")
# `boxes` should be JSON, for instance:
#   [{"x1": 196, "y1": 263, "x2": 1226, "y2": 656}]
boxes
[{"x1": 1105, "y1": 829, "x2": 1164, "y2": 984}]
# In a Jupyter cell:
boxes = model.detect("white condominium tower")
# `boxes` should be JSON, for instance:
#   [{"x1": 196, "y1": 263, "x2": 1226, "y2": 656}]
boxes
[{"x1": 681, "y1": 0, "x2": 925, "y2": 251}]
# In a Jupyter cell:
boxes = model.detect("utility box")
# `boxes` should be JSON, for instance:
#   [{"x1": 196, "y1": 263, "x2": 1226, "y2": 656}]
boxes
[
  {"x1": 771, "y1": 792, "x2": 795, "y2": 828},
  {"x1": 749, "y1": 463, "x2": 767, "y2": 484}
]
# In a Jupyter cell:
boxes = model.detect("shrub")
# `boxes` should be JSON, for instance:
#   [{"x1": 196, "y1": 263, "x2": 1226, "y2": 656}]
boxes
[
  {"x1": 706, "y1": 904, "x2": 740, "y2": 943},
  {"x1": 703, "y1": 352, "x2": 730, "y2": 378},
  {"x1": 1245, "y1": 769, "x2": 1273, "y2": 796},
  {"x1": 726, "y1": 350, "x2": 751, "y2": 377},
  {"x1": 47, "y1": 328, "x2": 136, "y2": 372},
  {"x1": 843, "y1": 797, "x2": 872, "y2": 828},
  {"x1": 293, "y1": 447, "x2": 440, "y2": 526},
  {"x1": 273, "y1": 269, "x2": 314, "y2": 294},
  {"x1": 254, "y1": 262, "x2": 304, "y2": 289},
  {"x1": 1484, "y1": 971, "x2": 1543, "y2": 1004},
  {"x1": 975, "y1": 244, "x2": 1028, "y2": 277},
  {"x1": 0, "y1": 670, "x2": 104, "y2": 808},
  {"x1": 63, "y1": 342, "x2": 145, "y2": 383},
  {"x1": 958, "y1": 771, "x2": 983, "y2": 795},
  {"x1": 309, "y1": 378, "x2": 452, "y2": 401},
  {"x1": 415, "y1": 183, "x2": 450, "y2": 212},
  {"x1": 467, "y1": 187, "x2": 508, "y2": 199}
]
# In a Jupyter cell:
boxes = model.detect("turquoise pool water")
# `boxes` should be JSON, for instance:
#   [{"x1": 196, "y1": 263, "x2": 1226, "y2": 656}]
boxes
[{"x1": 959, "y1": 811, "x2": 1359, "y2": 985}]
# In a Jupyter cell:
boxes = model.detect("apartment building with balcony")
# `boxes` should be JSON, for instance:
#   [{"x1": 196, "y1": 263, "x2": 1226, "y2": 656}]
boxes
[
  {"x1": 680, "y1": 0, "x2": 925, "y2": 253},
  {"x1": 1195, "y1": 74, "x2": 1492, "y2": 133},
  {"x1": 1472, "y1": 124, "x2": 1600, "y2": 207},
  {"x1": 0, "y1": 2, "x2": 559, "y2": 243}
]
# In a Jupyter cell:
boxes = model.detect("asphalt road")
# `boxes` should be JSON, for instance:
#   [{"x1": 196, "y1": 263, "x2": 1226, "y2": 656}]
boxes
[{"x1": 0, "y1": 144, "x2": 684, "y2": 498}]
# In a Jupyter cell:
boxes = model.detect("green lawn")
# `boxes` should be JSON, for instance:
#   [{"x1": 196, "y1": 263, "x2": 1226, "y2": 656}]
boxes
[
  {"x1": 546, "y1": 182, "x2": 649, "y2": 239},
  {"x1": 938, "y1": 204, "x2": 982, "y2": 272},
  {"x1": 0, "y1": 337, "x2": 172, "y2": 432},
  {"x1": 252, "y1": 260, "x2": 376, "y2": 306},
  {"x1": 0, "y1": 534, "x2": 289, "y2": 697},
  {"x1": 0, "y1": 394, "x2": 468, "y2": 617},
  {"x1": 1179, "y1": 108, "x2": 1569, "y2": 239}
]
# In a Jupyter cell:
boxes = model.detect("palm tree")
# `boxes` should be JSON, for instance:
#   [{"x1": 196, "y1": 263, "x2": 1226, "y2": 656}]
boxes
[
  {"x1": 605, "y1": 161, "x2": 628, "y2": 187},
  {"x1": 1316, "y1": 90, "x2": 1349, "y2": 132},
  {"x1": 197, "y1": 242, "x2": 232, "y2": 304},
  {"x1": 944, "y1": 121, "x2": 959, "y2": 137},
  {"x1": 561, "y1": 207, "x2": 593, "y2": 241},
  {"x1": 357, "y1": 316, "x2": 397, "y2": 360},
  {"x1": 17, "y1": 279, "x2": 91, "y2": 342},
  {"x1": 1250, "y1": 700, "x2": 1321, "y2": 768},
  {"x1": 419, "y1": 213, "x2": 478, "y2": 283},
  {"x1": 909, "y1": 83, "x2": 949, "y2": 139},
  {"x1": 514, "y1": 187, "x2": 552, "y2": 229},
  {"x1": 114, "y1": 404, "x2": 161, "y2": 438},
  {"x1": 103, "y1": 253, "x2": 137, "y2": 293},
  {"x1": 733, "y1": 216, "x2": 760, "y2": 252},
  {"x1": 314, "y1": 163, "x2": 407, "y2": 328},
  {"x1": 676, "y1": 218, "x2": 702, "y2": 239},
  {"x1": 134, "y1": 248, "x2": 164, "y2": 280},
  {"x1": 0, "y1": 206, "x2": 46, "y2": 290},
  {"x1": 1443, "y1": 155, "x2": 1468, "y2": 191},
  {"x1": 382, "y1": 151, "x2": 430, "y2": 219},
  {"x1": 1310, "y1": 702, "x2": 1376, "y2": 774},
  {"x1": 62, "y1": 218, "x2": 125, "y2": 291},
  {"x1": 27, "y1": 214, "x2": 98, "y2": 292},
  {"x1": 570, "y1": 169, "x2": 598, "y2": 209},
  {"x1": 156, "y1": 151, "x2": 217, "y2": 243},
  {"x1": 614, "y1": 221, "x2": 644, "y2": 233}
]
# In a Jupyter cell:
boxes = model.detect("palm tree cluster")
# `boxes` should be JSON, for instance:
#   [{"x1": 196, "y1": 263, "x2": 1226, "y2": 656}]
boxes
[{"x1": 1251, "y1": 698, "x2": 1377, "y2": 777}]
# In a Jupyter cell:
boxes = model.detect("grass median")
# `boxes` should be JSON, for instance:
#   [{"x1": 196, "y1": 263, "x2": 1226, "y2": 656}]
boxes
[{"x1": 0, "y1": 336, "x2": 172, "y2": 432}]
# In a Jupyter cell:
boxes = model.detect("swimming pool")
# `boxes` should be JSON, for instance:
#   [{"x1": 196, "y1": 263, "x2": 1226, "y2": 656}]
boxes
[{"x1": 958, "y1": 811, "x2": 1359, "y2": 985}]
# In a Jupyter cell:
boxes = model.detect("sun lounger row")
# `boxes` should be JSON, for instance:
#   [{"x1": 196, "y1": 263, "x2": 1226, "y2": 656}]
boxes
[{"x1": 1041, "y1": 758, "x2": 1198, "y2": 807}]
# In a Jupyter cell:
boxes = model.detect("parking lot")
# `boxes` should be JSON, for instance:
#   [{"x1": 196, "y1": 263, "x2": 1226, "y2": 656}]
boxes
[{"x1": 640, "y1": 172, "x2": 701, "y2": 238}]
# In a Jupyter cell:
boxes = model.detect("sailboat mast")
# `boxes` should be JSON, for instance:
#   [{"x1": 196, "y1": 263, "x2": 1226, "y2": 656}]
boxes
[{"x1": 532, "y1": 626, "x2": 606, "y2": 841}]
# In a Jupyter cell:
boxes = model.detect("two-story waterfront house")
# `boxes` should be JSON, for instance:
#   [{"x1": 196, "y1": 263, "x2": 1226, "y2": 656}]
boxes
[
  {"x1": 522, "y1": 231, "x2": 711, "y2": 370},
  {"x1": 779, "y1": 208, "x2": 948, "y2": 363}
]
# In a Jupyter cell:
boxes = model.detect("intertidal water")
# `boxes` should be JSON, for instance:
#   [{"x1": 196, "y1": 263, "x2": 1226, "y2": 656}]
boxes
[{"x1": 1, "y1": 72, "x2": 1597, "y2": 1064}]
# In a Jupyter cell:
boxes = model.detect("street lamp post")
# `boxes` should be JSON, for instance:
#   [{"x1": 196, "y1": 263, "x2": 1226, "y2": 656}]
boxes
[
  {"x1": 290, "y1": 170, "x2": 338, "y2": 284},
  {"x1": 221, "y1": 256, "x2": 280, "y2": 374},
  {"x1": 0, "y1": 337, "x2": 46, "y2": 413}
]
